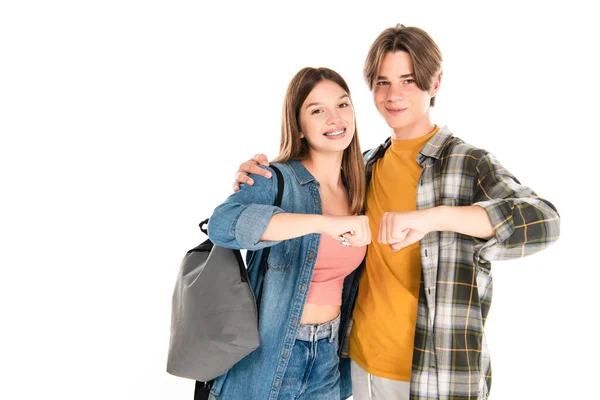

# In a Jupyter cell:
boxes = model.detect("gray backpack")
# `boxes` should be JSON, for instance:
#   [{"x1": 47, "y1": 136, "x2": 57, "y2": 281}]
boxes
[{"x1": 166, "y1": 165, "x2": 284, "y2": 383}]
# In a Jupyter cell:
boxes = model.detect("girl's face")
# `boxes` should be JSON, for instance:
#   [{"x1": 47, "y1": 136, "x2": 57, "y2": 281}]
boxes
[{"x1": 298, "y1": 80, "x2": 355, "y2": 155}]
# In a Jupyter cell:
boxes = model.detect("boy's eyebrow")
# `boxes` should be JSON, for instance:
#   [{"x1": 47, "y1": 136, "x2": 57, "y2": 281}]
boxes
[
  {"x1": 377, "y1": 73, "x2": 414, "y2": 80},
  {"x1": 305, "y1": 94, "x2": 350, "y2": 109}
]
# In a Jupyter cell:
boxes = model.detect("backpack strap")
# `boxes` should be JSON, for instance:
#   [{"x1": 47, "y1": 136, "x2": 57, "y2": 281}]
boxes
[
  {"x1": 193, "y1": 166, "x2": 284, "y2": 393},
  {"x1": 199, "y1": 218, "x2": 209, "y2": 235},
  {"x1": 199, "y1": 166, "x2": 284, "y2": 316},
  {"x1": 255, "y1": 164, "x2": 284, "y2": 316}
]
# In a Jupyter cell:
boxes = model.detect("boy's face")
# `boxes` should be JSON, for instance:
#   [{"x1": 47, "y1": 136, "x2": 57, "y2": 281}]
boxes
[{"x1": 373, "y1": 51, "x2": 439, "y2": 137}]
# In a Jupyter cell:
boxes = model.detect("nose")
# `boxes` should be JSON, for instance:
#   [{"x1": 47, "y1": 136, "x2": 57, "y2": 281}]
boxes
[
  {"x1": 386, "y1": 83, "x2": 403, "y2": 102},
  {"x1": 326, "y1": 108, "x2": 342, "y2": 124}
]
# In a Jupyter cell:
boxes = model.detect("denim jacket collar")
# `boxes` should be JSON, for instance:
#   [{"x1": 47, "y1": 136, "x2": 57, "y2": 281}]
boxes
[{"x1": 287, "y1": 159, "x2": 317, "y2": 185}]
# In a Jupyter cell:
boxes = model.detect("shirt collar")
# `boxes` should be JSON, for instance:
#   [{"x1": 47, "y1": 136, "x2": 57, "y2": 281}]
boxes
[
  {"x1": 286, "y1": 159, "x2": 317, "y2": 185},
  {"x1": 418, "y1": 125, "x2": 454, "y2": 160}
]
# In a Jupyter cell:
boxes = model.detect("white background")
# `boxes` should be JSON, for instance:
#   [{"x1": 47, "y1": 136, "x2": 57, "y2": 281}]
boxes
[{"x1": 1, "y1": 1, "x2": 598, "y2": 399}]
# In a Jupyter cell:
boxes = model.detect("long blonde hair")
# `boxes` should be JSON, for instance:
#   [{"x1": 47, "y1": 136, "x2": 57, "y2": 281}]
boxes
[{"x1": 272, "y1": 67, "x2": 366, "y2": 214}]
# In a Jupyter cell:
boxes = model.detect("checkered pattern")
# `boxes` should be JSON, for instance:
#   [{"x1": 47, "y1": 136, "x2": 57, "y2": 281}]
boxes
[{"x1": 361, "y1": 126, "x2": 560, "y2": 400}]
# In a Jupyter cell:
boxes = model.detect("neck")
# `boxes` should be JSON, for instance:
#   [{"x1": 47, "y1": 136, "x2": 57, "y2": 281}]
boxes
[
  {"x1": 391, "y1": 113, "x2": 435, "y2": 140},
  {"x1": 302, "y1": 151, "x2": 344, "y2": 189}
]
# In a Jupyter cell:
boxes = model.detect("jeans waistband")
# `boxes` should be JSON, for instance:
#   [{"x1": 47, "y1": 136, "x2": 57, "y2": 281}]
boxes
[{"x1": 295, "y1": 314, "x2": 340, "y2": 342}]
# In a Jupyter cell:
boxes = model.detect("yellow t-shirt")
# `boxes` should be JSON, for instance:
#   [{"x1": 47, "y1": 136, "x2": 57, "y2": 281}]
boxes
[{"x1": 349, "y1": 125, "x2": 439, "y2": 381}]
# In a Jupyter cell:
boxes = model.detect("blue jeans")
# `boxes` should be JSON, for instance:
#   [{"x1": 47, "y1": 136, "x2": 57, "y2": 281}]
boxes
[{"x1": 278, "y1": 314, "x2": 341, "y2": 400}]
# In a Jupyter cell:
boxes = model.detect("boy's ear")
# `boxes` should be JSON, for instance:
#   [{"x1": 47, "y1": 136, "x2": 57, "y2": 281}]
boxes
[{"x1": 430, "y1": 74, "x2": 442, "y2": 97}]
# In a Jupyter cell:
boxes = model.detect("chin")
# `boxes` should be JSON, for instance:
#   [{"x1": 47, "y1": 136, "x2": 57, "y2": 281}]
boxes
[
  {"x1": 327, "y1": 144, "x2": 351, "y2": 153},
  {"x1": 385, "y1": 122, "x2": 404, "y2": 131},
  {"x1": 382, "y1": 116, "x2": 402, "y2": 127}
]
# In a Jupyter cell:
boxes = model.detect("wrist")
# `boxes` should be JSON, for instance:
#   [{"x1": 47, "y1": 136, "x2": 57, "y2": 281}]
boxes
[
  {"x1": 312, "y1": 214, "x2": 329, "y2": 235},
  {"x1": 430, "y1": 206, "x2": 450, "y2": 232}
]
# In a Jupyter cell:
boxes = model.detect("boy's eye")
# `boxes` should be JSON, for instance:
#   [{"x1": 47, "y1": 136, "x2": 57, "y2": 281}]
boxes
[
  {"x1": 376, "y1": 81, "x2": 389, "y2": 86},
  {"x1": 404, "y1": 79, "x2": 415, "y2": 84}
]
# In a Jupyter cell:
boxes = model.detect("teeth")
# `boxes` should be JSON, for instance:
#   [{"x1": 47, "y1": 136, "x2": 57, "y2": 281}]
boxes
[{"x1": 324, "y1": 129, "x2": 345, "y2": 136}]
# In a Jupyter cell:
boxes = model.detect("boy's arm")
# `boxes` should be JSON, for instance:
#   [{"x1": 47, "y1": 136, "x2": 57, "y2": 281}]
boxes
[
  {"x1": 470, "y1": 152, "x2": 560, "y2": 262},
  {"x1": 232, "y1": 146, "x2": 377, "y2": 192},
  {"x1": 378, "y1": 152, "x2": 560, "y2": 260},
  {"x1": 378, "y1": 206, "x2": 494, "y2": 252}
]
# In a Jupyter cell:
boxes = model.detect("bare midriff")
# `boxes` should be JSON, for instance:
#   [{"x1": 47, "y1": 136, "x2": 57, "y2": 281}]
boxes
[{"x1": 301, "y1": 303, "x2": 341, "y2": 324}]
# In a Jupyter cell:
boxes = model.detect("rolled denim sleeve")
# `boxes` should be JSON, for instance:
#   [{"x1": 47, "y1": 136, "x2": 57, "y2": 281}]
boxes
[
  {"x1": 207, "y1": 166, "x2": 285, "y2": 250},
  {"x1": 472, "y1": 153, "x2": 561, "y2": 262}
]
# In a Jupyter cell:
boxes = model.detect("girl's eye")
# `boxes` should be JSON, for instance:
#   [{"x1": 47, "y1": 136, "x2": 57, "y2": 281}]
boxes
[
  {"x1": 339, "y1": 102, "x2": 349, "y2": 108},
  {"x1": 311, "y1": 109, "x2": 323, "y2": 115}
]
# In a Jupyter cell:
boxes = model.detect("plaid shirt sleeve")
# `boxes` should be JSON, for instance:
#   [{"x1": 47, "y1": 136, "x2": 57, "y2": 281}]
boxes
[{"x1": 472, "y1": 151, "x2": 561, "y2": 262}]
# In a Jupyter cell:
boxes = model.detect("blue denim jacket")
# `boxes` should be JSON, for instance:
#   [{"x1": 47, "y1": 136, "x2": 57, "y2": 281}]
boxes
[{"x1": 207, "y1": 160, "x2": 362, "y2": 400}]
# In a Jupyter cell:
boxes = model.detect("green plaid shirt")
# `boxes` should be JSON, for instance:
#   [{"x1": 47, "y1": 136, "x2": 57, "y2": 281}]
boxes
[{"x1": 356, "y1": 125, "x2": 560, "y2": 400}]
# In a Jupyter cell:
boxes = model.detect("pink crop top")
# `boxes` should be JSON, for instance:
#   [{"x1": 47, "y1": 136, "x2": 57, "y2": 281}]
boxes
[{"x1": 305, "y1": 233, "x2": 367, "y2": 306}]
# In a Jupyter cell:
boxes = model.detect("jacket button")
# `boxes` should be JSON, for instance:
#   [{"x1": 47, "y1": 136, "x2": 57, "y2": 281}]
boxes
[
  {"x1": 301, "y1": 285, "x2": 307, "y2": 292},
  {"x1": 283, "y1": 350, "x2": 289, "y2": 358},
  {"x1": 293, "y1": 318, "x2": 298, "y2": 324},
  {"x1": 274, "y1": 379, "x2": 280, "y2": 387},
  {"x1": 309, "y1": 252, "x2": 315, "y2": 260}
]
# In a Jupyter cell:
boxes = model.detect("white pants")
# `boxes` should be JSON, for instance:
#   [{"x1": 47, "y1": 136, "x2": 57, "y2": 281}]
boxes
[{"x1": 350, "y1": 360, "x2": 410, "y2": 400}]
